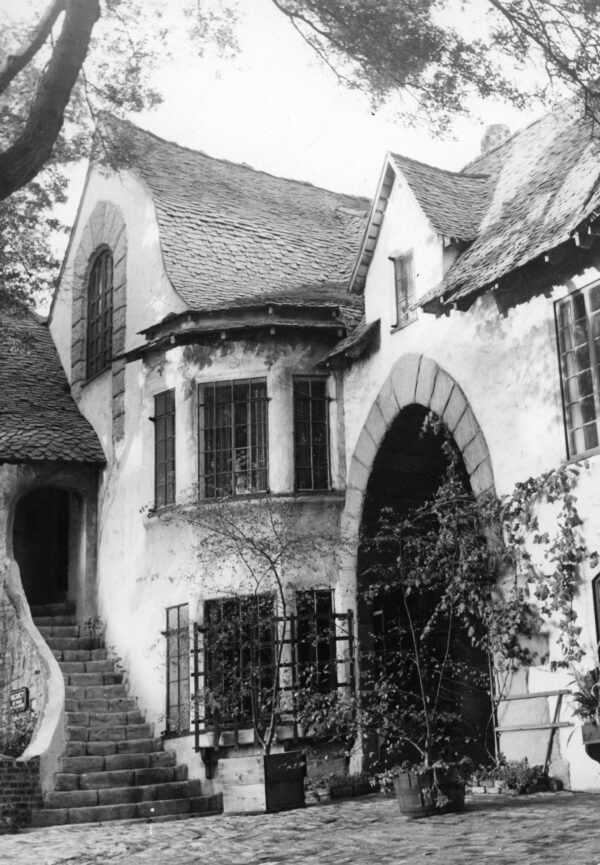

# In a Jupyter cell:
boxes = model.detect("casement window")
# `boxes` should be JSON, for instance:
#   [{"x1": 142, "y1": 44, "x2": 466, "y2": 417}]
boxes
[
  {"x1": 164, "y1": 603, "x2": 190, "y2": 735},
  {"x1": 556, "y1": 285, "x2": 600, "y2": 458},
  {"x1": 154, "y1": 390, "x2": 176, "y2": 508},
  {"x1": 198, "y1": 379, "x2": 268, "y2": 499},
  {"x1": 203, "y1": 595, "x2": 275, "y2": 725},
  {"x1": 392, "y1": 251, "x2": 416, "y2": 328},
  {"x1": 293, "y1": 377, "x2": 330, "y2": 491},
  {"x1": 87, "y1": 247, "x2": 113, "y2": 379},
  {"x1": 295, "y1": 590, "x2": 336, "y2": 692}
]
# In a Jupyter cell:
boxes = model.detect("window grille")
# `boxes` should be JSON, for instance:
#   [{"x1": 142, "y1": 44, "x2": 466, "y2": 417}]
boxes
[
  {"x1": 154, "y1": 390, "x2": 176, "y2": 508},
  {"x1": 192, "y1": 596, "x2": 354, "y2": 750},
  {"x1": 87, "y1": 248, "x2": 113, "y2": 379},
  {"x1": 202, "y1": 595, "x2": 276, "y2": 727},
  {"x1": 164, "y1": 603, "x2": 190, "y2": 735},
  {"x1": 198, "y1": 379, "x2": 268, "y2": 498},
  {"x1": 556, "y1": 285, "x2": 600, "y2": 457},
  {"x1": 293, "y1": 378, "x2": 330, "y2": 491},
  {"x1": 295, "y1": 590, "x2": 337, "y2": 692},
  {"x1": 393, "y1": 252, "x2": 416, "y2": 328}
]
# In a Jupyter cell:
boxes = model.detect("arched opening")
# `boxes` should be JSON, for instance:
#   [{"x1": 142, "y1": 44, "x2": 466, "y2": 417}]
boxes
[
  {"x1": 358, "y1": 404, "x2": 494, "y2": 767},
  {"x1": 13, "y1": 488, "x2": 71, "y2": 605}
]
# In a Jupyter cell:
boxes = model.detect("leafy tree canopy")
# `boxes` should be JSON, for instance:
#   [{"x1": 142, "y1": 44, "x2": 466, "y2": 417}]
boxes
[{"x1": 3, "y1": 0, "x2": 600, "y2": 305}]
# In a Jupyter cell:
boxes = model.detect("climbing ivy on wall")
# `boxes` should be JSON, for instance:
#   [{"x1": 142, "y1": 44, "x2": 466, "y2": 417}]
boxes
[{"x1": 496, "y1": 462, "x2": 597, "y2": 665}]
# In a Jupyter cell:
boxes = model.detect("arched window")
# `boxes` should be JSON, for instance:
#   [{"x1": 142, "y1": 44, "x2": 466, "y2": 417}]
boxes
[{"x1": 86, "y1": 247, "x2": 113, "y2": 379}]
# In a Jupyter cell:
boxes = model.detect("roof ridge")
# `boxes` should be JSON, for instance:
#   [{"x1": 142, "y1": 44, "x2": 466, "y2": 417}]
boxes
[
  {"x1": 460, "y1": 101, "x2": 578, "y2": 174},
  {"x1": 390, "y1": 151, "x2": 489, "y2": 180},
  {"x1": 99, "y1": 113, "x2": 370, "y2": 206}
]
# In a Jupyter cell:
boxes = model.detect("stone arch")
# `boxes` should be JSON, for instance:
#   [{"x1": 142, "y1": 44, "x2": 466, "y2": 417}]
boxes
[
  {"x1": 71, "y1": 200, "x2": 128, "y2": 441},
  {"x1": 337, "y1": 354, "x2": 495, "y2": 614}
]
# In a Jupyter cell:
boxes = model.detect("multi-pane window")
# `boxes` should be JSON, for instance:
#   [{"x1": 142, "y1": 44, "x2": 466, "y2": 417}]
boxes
[
  {"x1": 203, "y1": 595, "x2": 275, "y2": 726},
  {"x1": 154, "y1": 390, "x2": 176, "y2": 508},
  {"x1": 165, "y1": 603, "x2": 190, "y2": 735},
  {"x1": 198, "y1": 379, "x2": 268, "y2": 499},
  {"x1": 296, "y1": 590, "x2": 336, "y2": 692},
  {"x1": 393, "y1": 251, "x2": 416, "y2": 328},
  {"x1": 293, "y1": 378, "x2": 330, "y2": 491},
  {"x1": 87, "y1": 248, "x2": 113, "y2": 379},
  {"x1": 556, "y1": 285, "x2": 600, "y2": 457}
]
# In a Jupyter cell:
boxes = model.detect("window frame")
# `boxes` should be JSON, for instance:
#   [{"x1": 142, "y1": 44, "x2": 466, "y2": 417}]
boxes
[
  {"x1": 555, "y1": 283, "x2": 600, "y2": 460},
  {"x1": 154, "y1": 389, "x2": 176, "y2": 509},
  {"x1": 391, "y1": 250, "x2": 416, "y2": 330},
  {"x1": 197, "y1": 378, "x2": 269, "y2": 500},
  {"x1": 295, "y1": 589, "x2": 337, "y2": 692},
  {"x1": 86, "y1": 246, "x2": 114, "y2": 380},
  {"x1": 203, "y1": 594, "x2": 276, "y2": 727},
  {"x1": 293, "y1": 376, "x2": 331, "y2": 492},
  {"x1": 164, "y1": 603, "x2": 190, "y2": 736}
]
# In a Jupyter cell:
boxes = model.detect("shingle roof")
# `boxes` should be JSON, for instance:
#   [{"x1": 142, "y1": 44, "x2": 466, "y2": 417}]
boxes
[
  {"x1": 390, "y1": 154, "x2": 490, "y2": 241},
  {"x1": 0, "y1": 303, "x2": 105, "y2": 463},
  {"x1": 424, "y1": 102, "x2": 600, "y2": 307},
  {"x1": 102, "y1": 116, "x2": 369, "y2": 311}
]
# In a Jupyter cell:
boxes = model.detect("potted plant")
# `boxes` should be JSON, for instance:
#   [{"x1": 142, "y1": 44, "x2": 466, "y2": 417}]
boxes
[{"x1": 570, "y1": 665, "x2": 600, "y2": 763}]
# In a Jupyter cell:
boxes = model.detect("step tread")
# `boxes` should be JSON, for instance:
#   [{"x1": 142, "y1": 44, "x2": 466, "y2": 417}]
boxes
[{"x1": 32, "y1": 794, "x2": 222, "y2": 827}]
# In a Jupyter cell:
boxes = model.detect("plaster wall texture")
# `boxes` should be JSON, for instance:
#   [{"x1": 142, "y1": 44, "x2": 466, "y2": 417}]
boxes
[{"x1": 342, "y1": 173, "x2": 600, "y2": 790}]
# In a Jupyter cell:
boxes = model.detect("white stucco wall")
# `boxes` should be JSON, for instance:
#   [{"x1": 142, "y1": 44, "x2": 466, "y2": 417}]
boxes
[{"x1": 343, "y1": 170, "x2": 600, "y2": 790}]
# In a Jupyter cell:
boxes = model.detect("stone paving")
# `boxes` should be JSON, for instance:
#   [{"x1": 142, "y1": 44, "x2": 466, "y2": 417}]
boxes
[{"x1": 2, "y1": 792, "x2": 600, "y2": 865}]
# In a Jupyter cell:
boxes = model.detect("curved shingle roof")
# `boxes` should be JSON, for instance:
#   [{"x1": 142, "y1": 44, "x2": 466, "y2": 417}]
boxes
[
  {"x1": 0, "y1": 303, "x2": 105, "y2": 463},
  {"x1": 102, "y1": 117, "x2": 369, "y2": 311},
  {"x1": 425, "y1": 102, "x2": 600, "y2": 307}
]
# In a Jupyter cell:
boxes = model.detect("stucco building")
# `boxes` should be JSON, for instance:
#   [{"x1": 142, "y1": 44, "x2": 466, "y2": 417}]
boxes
[{"x1": 4, "y1": 100, "x2": 600, "y2": 825}]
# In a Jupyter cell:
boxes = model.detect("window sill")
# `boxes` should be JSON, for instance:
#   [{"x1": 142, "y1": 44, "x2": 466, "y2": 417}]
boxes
[
  {"x1": 144, "y1": 490, "x2": 345, "y2": 526},
  {"x1": 82, "y1": 366, "x2": 112, "y2": 388},
  {"x1": 390, "y1": 316, "x2": 417, "y2": 334},
  {"x1": 567, "y1": 445, "x2": 600, "y2": 466}
]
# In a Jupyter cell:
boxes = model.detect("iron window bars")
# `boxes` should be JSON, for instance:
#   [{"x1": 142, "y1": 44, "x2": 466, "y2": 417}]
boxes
[
  {"x1": 154, "y1": 390, "x2": 176, "y2": 508},
  {"x1": 556, "y1": 285, "x2": 600, "y2": 458},
  {"x1": 198, "y1": 379, "x2": 268, "y2": 498},
  {"x1": 164, "y1": 603, "x2": 190, "y2": 736},
  {"x1": 87, "y1": 247, "x2": 113, "y2": 379},
  {"x1": 293, "y1": 378, "x2": 330, "y2": 491},
  {"x1": 192, "y1": 592, "x2": 354, "y2": 751}
]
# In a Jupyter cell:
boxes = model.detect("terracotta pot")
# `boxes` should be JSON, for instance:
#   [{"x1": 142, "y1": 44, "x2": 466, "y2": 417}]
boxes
[{"x1": 393, "y1": 768, "x2": 465, "y2": 820}]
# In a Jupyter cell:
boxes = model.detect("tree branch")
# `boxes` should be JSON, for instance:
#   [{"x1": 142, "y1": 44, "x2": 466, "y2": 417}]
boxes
[
  {"x1": 0, "y1": 0, "x2": 66, "y2": 95},
  {"x1": 0, "y1": 0, "x2": 100, "y2": 200}
]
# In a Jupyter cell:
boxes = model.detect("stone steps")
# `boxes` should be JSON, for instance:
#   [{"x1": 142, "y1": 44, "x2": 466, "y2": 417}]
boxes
[{"x1": 29, "y1": 602, "x2": 222, "y2": 827}]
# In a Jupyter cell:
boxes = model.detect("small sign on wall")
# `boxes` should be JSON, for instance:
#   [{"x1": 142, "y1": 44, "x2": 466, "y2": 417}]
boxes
[{"x1": 10, "y1": 687, "x2": 29, "y2": 713}]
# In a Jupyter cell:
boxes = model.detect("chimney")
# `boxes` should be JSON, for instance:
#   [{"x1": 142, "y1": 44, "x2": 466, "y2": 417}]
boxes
[{"x1": 480, "y1": 123, "x2": 511, "y2": 154}]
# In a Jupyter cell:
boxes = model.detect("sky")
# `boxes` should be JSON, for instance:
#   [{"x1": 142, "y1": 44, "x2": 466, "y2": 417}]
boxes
[{"x1": 80, "y1": 0, "x2": 539, "y2": 202}]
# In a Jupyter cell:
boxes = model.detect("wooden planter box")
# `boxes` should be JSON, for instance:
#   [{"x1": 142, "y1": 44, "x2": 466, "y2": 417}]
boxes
[{"x1": 220, "y1": 751, "x2": 306, "y2": 814}]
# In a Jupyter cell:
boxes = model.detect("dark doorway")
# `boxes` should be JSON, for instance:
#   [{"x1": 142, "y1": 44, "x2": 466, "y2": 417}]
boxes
[
  {"x1": 13, "y1": 488, "x2": 70, "y2": 605},
  {"x1": 359, "y1": 405, "x2": 494, "y2": 766}
]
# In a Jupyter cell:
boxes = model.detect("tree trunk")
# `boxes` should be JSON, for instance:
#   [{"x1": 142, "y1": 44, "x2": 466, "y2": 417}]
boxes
[{"x1": 0, "y1": 0, "x2": 100, "y2": 201}]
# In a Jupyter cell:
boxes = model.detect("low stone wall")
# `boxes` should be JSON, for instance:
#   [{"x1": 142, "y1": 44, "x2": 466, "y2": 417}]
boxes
[{"x1": 0, "y1": 755, "x2": 42, "y2": 832}]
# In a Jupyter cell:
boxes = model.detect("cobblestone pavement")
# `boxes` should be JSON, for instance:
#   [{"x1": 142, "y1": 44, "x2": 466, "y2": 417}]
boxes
[{"x1": 2, "y1": 792, "x2": 600, "y2": 865}]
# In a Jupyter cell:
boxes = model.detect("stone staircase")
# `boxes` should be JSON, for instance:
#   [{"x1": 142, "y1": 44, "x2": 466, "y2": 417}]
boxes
[{"x1": 29, "y1": 602, "x2": 221, "y2": 827}]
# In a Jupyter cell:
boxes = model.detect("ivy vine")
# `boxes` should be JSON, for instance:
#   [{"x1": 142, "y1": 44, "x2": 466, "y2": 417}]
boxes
[{"x1": 496, "y1": 462, "x2": 597, "y2": 664}]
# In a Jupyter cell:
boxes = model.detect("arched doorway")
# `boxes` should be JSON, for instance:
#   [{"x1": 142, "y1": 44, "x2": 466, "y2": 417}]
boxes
[
  {"x1": 13, "y1": 488, "x2": 71, "y2": 605},
  {"x1": 358, "y1": 404, "x2": 494, "y2": 766}
]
